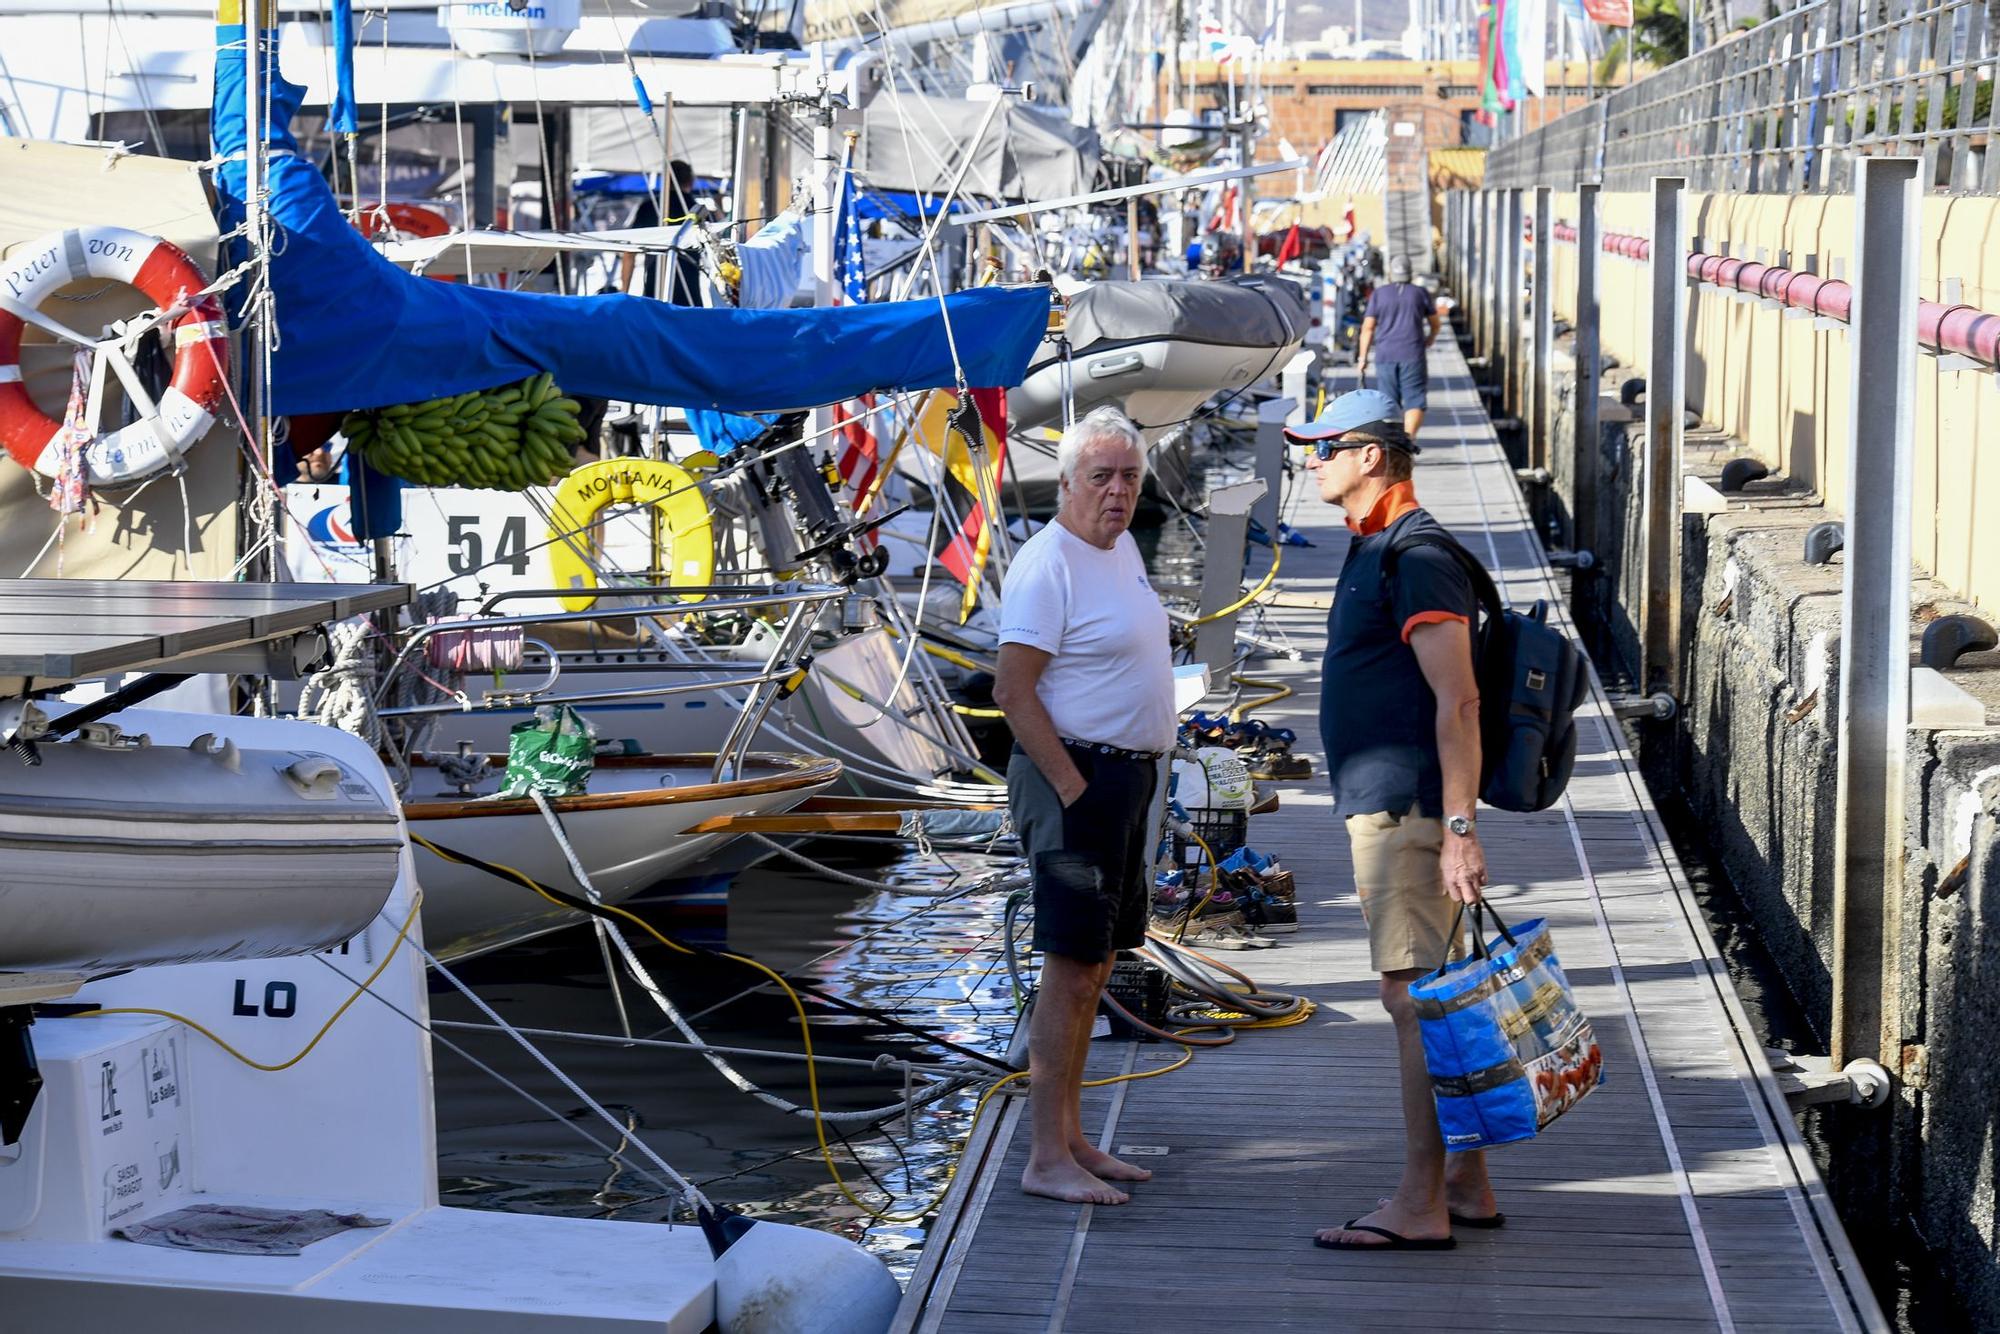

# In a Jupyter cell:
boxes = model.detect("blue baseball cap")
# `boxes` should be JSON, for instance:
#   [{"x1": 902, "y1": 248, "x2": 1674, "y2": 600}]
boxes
[{"x1": 1282, "y1": 388, "x2": 1419, "y2": 453}]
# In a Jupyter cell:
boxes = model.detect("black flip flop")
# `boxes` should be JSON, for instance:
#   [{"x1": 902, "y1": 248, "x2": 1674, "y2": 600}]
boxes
[
  {"x1": 1313, "y1": 1222, "x2": 1457, "y2": 1252},
  {"x1": 1449, "y1": 1211, "x2": 1506, "y2": 1230}
]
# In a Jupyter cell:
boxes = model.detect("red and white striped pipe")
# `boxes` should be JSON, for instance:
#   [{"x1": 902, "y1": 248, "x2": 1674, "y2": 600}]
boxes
[{"x1": 1543, "y1": 223, "x2": 2000, "y2": 367}]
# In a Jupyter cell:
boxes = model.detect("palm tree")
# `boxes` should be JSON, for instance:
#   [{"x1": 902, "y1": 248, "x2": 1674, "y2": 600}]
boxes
[{"x1": 1595, "y1": 0, "x2": 1692, "y2": 83}]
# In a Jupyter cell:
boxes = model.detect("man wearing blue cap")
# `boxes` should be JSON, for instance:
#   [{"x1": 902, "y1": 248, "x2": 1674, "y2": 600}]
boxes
[
  {"x1": 1356, "y1": 257, "x2": 1440, "y2": 439},
  {"x1": 1285, "y1": 389, "x2": 1500, "y2": 1252}
]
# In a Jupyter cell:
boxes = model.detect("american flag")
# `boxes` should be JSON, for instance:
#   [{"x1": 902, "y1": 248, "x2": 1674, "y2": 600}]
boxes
[{"x1": 830, "y1": 141, "x2": 881, "y2": 513}]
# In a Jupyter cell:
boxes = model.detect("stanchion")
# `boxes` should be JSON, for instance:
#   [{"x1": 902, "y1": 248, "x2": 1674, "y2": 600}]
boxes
[
  {"x1": 1640, "y1": 176, "x2": 1686, "y2": 696},
  {"x1": 1830, "y1": 157, "x2": 1920, "y2": 1070},
  {"x1": 1572, "y1": 183, "x2": 1602, "y2": 563}
]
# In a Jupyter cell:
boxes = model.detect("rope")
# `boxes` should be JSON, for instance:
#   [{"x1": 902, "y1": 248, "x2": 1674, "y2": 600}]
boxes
[
  {"x1": 70, "y1": 892, "x2": 423, "y2": 1073},
  {"x1": 1184, "y1": 533, "x2": 1283, "y2": 627},
  {"x1": 745, "y1": 830, "x2": 968, "y2": 894},
  {"x1": 297, "y1": 619, "x2": 386, "y2": 751},
  {"x1": 421, "y1": 939, "x2": 712, "y2": 1213}
]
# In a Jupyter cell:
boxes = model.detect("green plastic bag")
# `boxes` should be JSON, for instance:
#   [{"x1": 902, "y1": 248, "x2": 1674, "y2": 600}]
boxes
[{"x1": 499, "y1": 704, "x2": 597, "y2": 799}]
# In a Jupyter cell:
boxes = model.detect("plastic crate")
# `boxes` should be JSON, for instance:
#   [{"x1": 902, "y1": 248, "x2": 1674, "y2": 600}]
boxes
[
  {"x1": 1172, "y1": 806, "x2": 1249, "y2": 875},
  {"x1": 1102, "y1": 953, "x2": 1169, "y2": 1041}
]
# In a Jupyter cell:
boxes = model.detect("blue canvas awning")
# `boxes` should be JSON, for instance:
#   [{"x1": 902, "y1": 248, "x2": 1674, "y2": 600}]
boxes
[{"x1": 211, "y1": 29, "x2": 1048, "y2": 417}]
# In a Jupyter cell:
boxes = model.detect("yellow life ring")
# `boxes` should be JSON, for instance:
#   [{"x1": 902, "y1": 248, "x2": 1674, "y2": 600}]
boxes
[{"x1": 546, "y1": 456, "x2": 716, "y2": 611}]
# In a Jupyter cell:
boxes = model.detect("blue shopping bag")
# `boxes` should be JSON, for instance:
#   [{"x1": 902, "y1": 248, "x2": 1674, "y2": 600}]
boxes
[{"x1": 1410, "y1": 902, "x2": 1604, "y2": 1151}]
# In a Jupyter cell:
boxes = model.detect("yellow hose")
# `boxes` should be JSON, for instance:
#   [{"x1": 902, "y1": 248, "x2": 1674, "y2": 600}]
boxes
[{"x1": 1185, "y1": 537, "x2": 1282, "y2": 627}]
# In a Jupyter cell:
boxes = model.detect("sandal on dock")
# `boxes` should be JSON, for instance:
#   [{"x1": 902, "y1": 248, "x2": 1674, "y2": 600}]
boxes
[
  {"x1": 1448, "y1": 1211, "x2": 1506, "y2": 1229},
  {"x1": 1312, "y1": 1223, "x2": 1457, "y2": 1252}
]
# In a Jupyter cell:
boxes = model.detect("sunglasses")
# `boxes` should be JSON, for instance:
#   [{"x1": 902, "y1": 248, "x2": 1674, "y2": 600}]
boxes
[{"x1": 1304, "y1": 433, "x2": 1384, "y2": 461}]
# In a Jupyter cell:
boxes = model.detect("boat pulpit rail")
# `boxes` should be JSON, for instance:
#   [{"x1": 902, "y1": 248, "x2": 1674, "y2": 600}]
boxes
[{"x1": 373, "y1": 582, "x2": 846, "y2": 781}]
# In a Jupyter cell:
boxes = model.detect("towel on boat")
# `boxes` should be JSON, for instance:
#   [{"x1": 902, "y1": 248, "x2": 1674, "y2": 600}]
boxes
[{"x1": 114, "y1": 1203, "x2": 390, "y2": 1256}]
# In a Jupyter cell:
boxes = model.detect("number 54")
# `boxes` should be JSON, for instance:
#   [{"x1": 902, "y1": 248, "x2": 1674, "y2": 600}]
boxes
[{"x1": 446, "y1": 515, "x2": 529, "y2": 576}]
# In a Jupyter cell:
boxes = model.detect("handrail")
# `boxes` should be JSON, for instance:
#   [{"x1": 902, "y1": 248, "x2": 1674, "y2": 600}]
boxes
[
  {"x1": 373, "y1": 582, "x2": 844, "y2": 710},
  {"x1": 1545, "y1": 223, "x2": 2000, "y2": 369}
]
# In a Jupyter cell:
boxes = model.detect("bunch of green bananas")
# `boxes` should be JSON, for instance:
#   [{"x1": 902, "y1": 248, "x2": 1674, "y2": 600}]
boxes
[{"x1": 339, "y1": 372, "x2": 587, "y2": 491}]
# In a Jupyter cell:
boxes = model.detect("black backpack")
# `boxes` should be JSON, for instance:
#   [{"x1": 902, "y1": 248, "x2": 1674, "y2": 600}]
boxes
[{"x1": 1384, "y1": 531, "x2": 1591, "y2": 813}]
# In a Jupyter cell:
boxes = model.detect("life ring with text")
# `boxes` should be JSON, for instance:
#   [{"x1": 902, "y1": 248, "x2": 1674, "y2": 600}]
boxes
[
  {"x1": 0, "y1": 226, "x2": 228, "y2": 487},
  {"x1": 547, "y1": 455, "x2": 716, "y2": 611}
]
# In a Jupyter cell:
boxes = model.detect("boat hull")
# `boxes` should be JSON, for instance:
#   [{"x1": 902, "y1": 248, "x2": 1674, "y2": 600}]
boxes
[{"x1": 404, "y1": 752, "x2": 839, "y2": 961}]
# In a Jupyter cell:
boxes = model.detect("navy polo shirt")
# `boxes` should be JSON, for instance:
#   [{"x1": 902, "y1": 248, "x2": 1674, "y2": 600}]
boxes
[
  {"x1": 1364, "y1": 282, "x2": 1436, "y2": 362},
  {"x1": 1319, "y1": 483, "x2": 1475, "y2": 818}
]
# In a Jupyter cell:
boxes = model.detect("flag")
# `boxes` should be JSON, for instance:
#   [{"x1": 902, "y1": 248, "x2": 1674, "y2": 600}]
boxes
[
  {"x1": 912, "y1": 386, "x2": 1008, "y2": 622},
  {"x1": 1313, "y1": 138, "x2": 1339, "y2": 196},
  {"x1": 1275, "y1": 224, "x2": 1302, "y2": 267},
  {"x1": 1494, "y1": 0, "x2": 1521, "y2": 110},
  {"x1": 829, "y1": 137, "x2": 881, "y2": 519},
  {"x1": 1478, "y1": 3, "x2": 1504, "y2": 120},
  {"x1": 833, "y1": 157, "x2": 867, "y2": 306},
  {"x1": 833, "y1": 394, "x2": 882, "y2": 517},
  {"x1": 1517, "y1": 0, "x2": 1548, "y2": 97},
  {"x1": 1581, "y1": 0, "x2": 1631, "y2": 25},
  {"x1": 1209, "y1": 183, "x2": 1239, "y2": 234}
]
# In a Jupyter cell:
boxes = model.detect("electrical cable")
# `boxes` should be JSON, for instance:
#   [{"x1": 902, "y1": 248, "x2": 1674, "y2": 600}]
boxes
[
  {"x1": 66, "y1": 892, "x2": 424, "y2": 1073},
  {"x1": 1184, "y1": 535, "x2": 1283, "y2": 627},
  {"x1": 407, "y1": 826, "x2": 982, "y2": 1222}
]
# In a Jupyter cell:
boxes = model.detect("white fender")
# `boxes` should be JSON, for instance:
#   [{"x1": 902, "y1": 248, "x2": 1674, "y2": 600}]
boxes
[{"x1": 704, "y1": 1209, "x2": 900, "y2": 1334}]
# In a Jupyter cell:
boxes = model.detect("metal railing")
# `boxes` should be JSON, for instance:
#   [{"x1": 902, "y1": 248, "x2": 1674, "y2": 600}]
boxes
[{"x1": 1488, "y1": 0, "x2": 2000, "y2": 195}]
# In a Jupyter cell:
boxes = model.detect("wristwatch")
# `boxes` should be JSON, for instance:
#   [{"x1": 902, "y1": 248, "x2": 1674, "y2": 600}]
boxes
[{"x1": 1446, "y1": 814, "x2": 1476, "y2": 837}]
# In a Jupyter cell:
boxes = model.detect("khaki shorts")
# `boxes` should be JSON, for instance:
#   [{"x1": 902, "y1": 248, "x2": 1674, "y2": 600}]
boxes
[{"x1": 1344, "y1": 810, "x2": 1464, "y2": 974}]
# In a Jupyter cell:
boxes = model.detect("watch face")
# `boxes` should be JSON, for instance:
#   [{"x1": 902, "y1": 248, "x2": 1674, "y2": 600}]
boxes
[{"x1": 1448, "y1": 816, "x2": 1473, "y2": 836}]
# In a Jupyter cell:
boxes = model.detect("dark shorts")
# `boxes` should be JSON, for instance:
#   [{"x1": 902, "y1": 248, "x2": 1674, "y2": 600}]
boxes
[
  {"x1": 1009, "y1": 745, "x2": 1160, "y2": 962},
  {"x1": 1375, "y1": 358, "x2": 1429, "y2": 411}
]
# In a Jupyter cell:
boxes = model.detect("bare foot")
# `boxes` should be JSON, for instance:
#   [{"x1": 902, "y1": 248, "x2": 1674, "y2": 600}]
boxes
[
  {"x1": 1380, "y1": 1187, "x2": 1501, "y2": 1224},
  {"x1": 1073, "y1": 1143, "x2": 1153, "y2": 1183},
  {"x1": 1021, "y1": 1159, "x2": 1129, "y2": 1205},
  {"x1": 1443, "y1": 1160, "x2": 1499, "y2": 1223},
  {"x1": 1315, "y1": 1199, "x2": 1448, "y2": 1247}
]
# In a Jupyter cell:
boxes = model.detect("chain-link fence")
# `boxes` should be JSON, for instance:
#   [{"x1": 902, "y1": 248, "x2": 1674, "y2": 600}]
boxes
[{"x1": 1488, "y1": 0, "x2": 2000, "y2": 195}]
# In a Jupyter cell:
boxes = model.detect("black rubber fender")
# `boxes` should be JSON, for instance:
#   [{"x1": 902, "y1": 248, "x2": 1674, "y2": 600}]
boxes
[
  {"x1": 1920, "y1": 615, "x2": 1998, "y2": 671},
  {"x1": 1803, "y1": 521, "x2": 1844, "y2": 566},
  {"x1": 1719, "y1": 457, "x2": 1771, "y2": 493}
]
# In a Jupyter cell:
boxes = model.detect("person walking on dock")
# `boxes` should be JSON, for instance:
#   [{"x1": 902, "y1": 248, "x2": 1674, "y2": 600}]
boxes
[
  {"x1": 1355, "y1": 257, "x2": 1441, "y2": 440},
  {"x1": 1286, "y1": 388, "x2": 1500, "y2": 1251},
  {"x1": 994, "y1": 406, "x2": 1175, "y2": 1206}
]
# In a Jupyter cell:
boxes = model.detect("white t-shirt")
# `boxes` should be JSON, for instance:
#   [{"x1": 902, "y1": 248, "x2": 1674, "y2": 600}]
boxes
[{"x1": 997, "y1": 522, "x2": 1175, "y2": 752}]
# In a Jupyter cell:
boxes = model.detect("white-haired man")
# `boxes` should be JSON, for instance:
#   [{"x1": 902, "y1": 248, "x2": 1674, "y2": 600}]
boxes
[{"x1": 994, "y1": 406, "x2": 1175, "y2": 1206}]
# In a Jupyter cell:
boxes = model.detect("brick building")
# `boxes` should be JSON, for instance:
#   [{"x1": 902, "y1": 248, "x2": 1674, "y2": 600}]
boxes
[{"x1": 1159, "y1": 58, "x2": 1592, "y2": 253}]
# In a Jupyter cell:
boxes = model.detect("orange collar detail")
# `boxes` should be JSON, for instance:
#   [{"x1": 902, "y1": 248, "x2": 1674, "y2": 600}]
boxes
[{"x1": 1345, "y1": 480, "x2": 1422, "y2": 536}]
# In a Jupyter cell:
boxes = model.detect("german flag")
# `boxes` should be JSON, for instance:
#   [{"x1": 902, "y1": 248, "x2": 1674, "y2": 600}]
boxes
[{"x1": 911, "y1": 386, "x2": 1008, "y2": 622}]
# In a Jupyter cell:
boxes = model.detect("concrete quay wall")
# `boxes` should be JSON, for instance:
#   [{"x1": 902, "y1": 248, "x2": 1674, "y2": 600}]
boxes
[{"x1": 1533, "y1": 346, "x2": 2000, "y2": 1325}]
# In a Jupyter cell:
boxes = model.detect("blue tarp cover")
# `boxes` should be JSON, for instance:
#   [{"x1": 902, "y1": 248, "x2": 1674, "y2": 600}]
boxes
[{"x1": 211, "y1": 29, "x2": 1048, "y2": 417}]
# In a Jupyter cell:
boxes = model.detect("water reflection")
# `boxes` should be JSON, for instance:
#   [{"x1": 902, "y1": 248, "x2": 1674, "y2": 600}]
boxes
[{"x1": 429, "y1": 429, "x2": 1250, "y2": 1278}]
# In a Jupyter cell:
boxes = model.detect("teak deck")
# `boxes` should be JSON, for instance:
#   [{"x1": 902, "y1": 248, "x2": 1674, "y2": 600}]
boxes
[{"x1": 893, "y1": 342, "x2": 1887, "y2": 1333}]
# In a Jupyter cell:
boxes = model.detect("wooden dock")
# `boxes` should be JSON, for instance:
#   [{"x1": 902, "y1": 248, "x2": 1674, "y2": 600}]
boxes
[{"x1": 893, "y1": 342, "x2": 1888, "y2": 1333}]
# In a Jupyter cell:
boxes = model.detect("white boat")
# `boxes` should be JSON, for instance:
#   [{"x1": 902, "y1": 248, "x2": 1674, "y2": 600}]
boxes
[
  {"x1": 1007, "y1": 275, "x2": 1312, "y2": 440},
  {"x1": 407, "y1": 623, "x2": 989, "y2": 800},
  {"x1": 0, "y1": 712, "x2": 401, "y2": 974},
  {"x1": 404, "y1": 749, "x2": 841, "y2": 961}
]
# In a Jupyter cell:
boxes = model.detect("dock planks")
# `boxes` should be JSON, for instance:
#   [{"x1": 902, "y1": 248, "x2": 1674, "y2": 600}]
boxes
[{"x1": 894, "y1": 340, "x2": 1885, "y2": 1334}]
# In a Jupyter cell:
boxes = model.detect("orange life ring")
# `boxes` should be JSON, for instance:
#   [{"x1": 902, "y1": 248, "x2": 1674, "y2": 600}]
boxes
[
  {"x1": 352, "y1": 201, "x2": 453, "y2": 241},
  {"x1": 0, "y1": 226, "x2": 228, "y2": 486}
]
